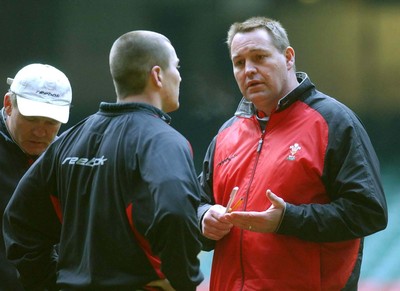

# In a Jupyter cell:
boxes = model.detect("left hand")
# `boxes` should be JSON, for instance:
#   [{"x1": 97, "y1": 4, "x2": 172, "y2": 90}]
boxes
[
  {"x1": 223, "y1": 189, "x2": 285, "y2": 233},
  {"x1": 201, "y1": 204, "x2": 233, "y2": 240}
]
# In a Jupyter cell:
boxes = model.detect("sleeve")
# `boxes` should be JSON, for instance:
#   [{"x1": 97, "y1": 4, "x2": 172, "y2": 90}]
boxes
[
  {"x1": 196, "y1": 116, "x2": 239, "y2": 250},
  {"x1": 277, "y1": 109, "x2": 388, "y2": 242},
  {"x1": 197, "y1": 136, "x2": 217, "y2": 251},
  {"x1": 139, "y1": 130, "x2": 204, "y2": 290},
  {"x1": 2, "y1": 147, "x2": 61, "y2": 290}
]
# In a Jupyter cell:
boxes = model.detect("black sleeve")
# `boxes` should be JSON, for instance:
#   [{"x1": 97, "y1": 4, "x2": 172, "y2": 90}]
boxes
[
  {"x1": 139, "y1": 131, "x2": 203, "y2": 290},
  {"x1": 197, "y1": 136, "x2": 217, "y2": 251},
  {"x1": 197, "y1": 116, "x2": 239, "y2": 250},
  {"x1": 277, "y1": 110, "x2": 388, "y2": 242},
  {"x1": 3, "y1": 147, "x2": 61, "y2": 290}
]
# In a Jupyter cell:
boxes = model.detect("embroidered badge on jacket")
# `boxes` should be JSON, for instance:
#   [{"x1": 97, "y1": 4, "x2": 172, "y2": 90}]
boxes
[{"x1": 287, "y1": 143, "x2": 301, "y2": 161}]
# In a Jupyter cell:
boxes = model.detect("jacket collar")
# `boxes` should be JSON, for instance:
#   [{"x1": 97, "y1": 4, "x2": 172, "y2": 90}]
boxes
[
  {"x1": 234, "y1": 72, "x2": 314, "y2": 117},
  {"x1": 1, "y1": 107, "x2": 13, "y2": 142},
  {"x1": 99, "y1": 102, "x2": 172, "y2": 124}
]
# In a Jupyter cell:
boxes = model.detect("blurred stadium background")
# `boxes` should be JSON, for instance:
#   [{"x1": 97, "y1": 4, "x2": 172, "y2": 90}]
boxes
[{"x1": 1, "y1": 0, "x2": 399, "y2": 289}]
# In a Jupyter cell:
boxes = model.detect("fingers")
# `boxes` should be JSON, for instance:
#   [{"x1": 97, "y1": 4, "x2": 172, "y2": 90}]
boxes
[
  {"x1": 224, "y1": 190, "x2": 286, "y2": 233},
  {"x1": 224, "y1": 211, "x2": 255, "y2": 230},
  {"x1": 203, "y1": 224, "x2": 232, "y2": 240},
  {"x1": 202, "y1": 205, "x2": 233, "y2": 240},
  {"x1": 203, "y1": 190, "x2": 285, "y2": 237},
  {"x1": 226, "y1": 211, "x2": 259, "y2": 223},
  {"x1": 266, "y1": 189, "x2": 285, "y2": 208}
]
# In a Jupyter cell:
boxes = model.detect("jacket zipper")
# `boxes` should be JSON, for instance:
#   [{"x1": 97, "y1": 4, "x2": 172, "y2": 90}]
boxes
[
  {"x1": 240, "y1": 128, "x2": 266, "y2": 290},
  {"x1": 257, "y1": 132, "x2": 265, "y2": 153}
]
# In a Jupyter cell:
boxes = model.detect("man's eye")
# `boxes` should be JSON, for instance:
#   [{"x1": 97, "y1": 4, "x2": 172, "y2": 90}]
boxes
[{"x1": 234, "y1": 60, "x2": 244, "y2": 67}]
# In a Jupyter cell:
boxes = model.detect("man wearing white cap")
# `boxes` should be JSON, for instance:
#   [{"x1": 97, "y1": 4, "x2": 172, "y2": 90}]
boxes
[{"x1": 0, "y1": 63, "x2": 72, "y2": 290}]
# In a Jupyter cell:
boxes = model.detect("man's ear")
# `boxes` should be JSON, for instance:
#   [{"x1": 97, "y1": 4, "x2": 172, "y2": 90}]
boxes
[
  {"x1": 150, "y1": 65, "x2": 163, "y2": 88},
  {"x1": 3, "y1": 94, "x2": 13, "y2": 116},
  {"x1": 285, "y1": 46, "x2": 295, "y2": 70}
]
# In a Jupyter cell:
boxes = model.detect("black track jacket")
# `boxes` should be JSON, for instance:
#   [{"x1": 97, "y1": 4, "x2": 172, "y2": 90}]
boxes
[
  {"x1": 3, "y1": 102, "x2": 203, "y2": 290},
  {"x1": 0, "y1": 108, "x2": 28, "y2": 291}
]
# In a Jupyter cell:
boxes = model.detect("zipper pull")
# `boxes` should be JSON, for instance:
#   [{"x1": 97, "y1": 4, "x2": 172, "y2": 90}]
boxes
[
  {"x1": 257, "y1": 131, "x2": 265, "y2": 153},
  {"x1": 257, "y1": 139, "x2": 263, "y2": 152}
]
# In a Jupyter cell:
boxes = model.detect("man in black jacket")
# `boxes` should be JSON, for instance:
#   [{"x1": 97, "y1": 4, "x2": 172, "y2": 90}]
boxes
[
  {"x1": 3, "y1": 30, "x2": 203, "y2": 291},
  {"x1": 0, "y1": 63, "x2": 72, "y2": 290}
]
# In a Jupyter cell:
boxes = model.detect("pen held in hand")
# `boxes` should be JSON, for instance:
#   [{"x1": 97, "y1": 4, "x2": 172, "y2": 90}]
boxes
[
  {"x1": 225, "y1": 186, "x2": 239, "y2": 213},
  {"x1": 228, "y1": 198, "x2": 244, "y2": 213}
]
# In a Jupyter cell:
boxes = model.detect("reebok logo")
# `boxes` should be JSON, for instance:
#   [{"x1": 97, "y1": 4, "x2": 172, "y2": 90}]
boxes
[
  {"x1": 217, "y1": 154, "x2": 238, "y2": 167},
  {"x1": 62, "y1": 156, "x2": 108, "y2": 167},
  {"x1": 36, "y1": 90, "x2": 60, "y2": 97}
]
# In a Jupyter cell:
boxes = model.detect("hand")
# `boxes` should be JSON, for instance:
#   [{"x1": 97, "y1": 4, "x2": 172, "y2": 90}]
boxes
[
  {"x1": 224, "y1": 189, "x2": 285, "y2": 233},
  {"x1": 146, "y1": 278, "x2": 175, "y2": 291},
  {"x1": 202, "y1": 204, "x2": 233, "y2": 240}
]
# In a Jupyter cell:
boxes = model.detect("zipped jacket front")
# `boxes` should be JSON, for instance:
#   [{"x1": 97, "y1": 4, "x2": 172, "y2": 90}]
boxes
[{"x1": 198, "y1": 73, "x2": 387, "y2": 290}]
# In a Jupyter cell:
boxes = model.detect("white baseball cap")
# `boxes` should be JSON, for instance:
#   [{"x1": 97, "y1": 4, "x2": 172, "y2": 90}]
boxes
[{"x1": 7, "y1": 63, "x2": 72, "y2": 123}]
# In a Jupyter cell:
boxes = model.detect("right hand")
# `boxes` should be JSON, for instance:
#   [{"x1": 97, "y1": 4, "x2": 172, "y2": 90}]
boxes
[
  {"x1": 224, "y1": 190, "x2": 286, "y2": 233},
  {"x1": 202, "y1": 204, "x2": 233, "y2": 240}
]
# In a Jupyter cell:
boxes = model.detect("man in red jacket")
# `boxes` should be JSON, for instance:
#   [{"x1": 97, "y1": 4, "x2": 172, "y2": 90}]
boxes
[{"x1": 198, "y1": 16, "x2": 387, "y2": 291}]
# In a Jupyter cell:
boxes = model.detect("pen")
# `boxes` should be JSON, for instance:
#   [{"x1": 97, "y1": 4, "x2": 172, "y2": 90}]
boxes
[
  {"x1": 225, "y1": 186, "x2": 239, "y2": 213},
  {"x1": 229, "y1": 198, "x2": 244, "y2": 213}
]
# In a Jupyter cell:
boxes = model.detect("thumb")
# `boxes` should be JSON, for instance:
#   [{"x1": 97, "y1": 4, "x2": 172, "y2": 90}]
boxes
[{"x1": 266, "y1": 189, "x2": 285, "y2": 208}]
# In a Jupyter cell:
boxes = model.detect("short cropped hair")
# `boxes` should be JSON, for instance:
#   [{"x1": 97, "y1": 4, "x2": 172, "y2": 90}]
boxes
[{"x1": 109, "y1": 31, "x2": 172, "y2": 99}]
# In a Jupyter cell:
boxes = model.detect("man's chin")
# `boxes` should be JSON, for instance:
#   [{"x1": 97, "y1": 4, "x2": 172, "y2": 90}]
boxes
[
  {"x1": 245, "y1": 93, "x2": 265, "y2": 103},
  {"x1": 23, "y1": 144, "x2": 48, "y2": 156}
]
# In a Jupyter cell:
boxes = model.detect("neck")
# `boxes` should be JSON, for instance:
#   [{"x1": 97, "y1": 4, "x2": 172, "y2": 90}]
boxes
[{"x1": 117, "y1": 93, "x2": 161, "y2": 110}]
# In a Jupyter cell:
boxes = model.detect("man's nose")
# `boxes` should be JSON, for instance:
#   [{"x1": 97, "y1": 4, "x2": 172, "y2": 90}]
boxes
[
  {"x1": 32, "y1": 125, "x2": 47, "y2": 137},
  {"x1": 245, "y1": 61, "x2": 257, "y2": 75}
]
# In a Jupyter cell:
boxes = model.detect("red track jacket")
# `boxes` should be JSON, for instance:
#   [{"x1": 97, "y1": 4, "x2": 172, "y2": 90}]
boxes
[{"x1": 198, "y1": 73, "x2": 387, "y2": 291}]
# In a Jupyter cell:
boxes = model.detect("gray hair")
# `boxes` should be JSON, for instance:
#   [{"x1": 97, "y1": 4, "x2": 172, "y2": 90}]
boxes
[{"x1": 226, "y1": 16, "x2": 290, "y2": 53}]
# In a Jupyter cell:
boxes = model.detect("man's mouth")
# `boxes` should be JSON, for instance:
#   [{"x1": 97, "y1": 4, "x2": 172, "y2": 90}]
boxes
[{"x1": 246, "y1": 80, "x2": 262, "y2": 88}]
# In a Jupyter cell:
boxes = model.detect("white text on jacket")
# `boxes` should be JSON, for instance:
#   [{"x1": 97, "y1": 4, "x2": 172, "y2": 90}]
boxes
[{"x1": 62, "y1": 156, "x2": 108, "y2": 167}]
